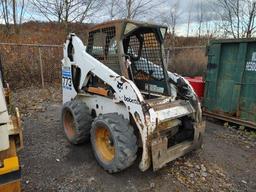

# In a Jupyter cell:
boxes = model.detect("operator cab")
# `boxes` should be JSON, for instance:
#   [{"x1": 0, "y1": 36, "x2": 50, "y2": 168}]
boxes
[
  {"x1": 123, "y1": 24, "x2": 169, "y2": 96},
  {"x1": 86, "y1": 20, "x2": 171, "y2": 98}
]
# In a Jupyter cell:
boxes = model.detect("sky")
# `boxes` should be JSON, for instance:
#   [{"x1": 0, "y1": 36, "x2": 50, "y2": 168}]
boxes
[
  {"x1": 1, "y1": 0, "x2": 217, "y2": 36},
  {"x1": 148, "y1": 0, "x2": 217, "y2": 36},
  {"x1": 88, "y1": 0, "x2": 216, "y2": 36}
]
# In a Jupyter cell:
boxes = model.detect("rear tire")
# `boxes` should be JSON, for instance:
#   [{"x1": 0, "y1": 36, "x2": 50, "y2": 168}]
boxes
[
  {"x1": 90, "y1": 113, "x2": 137, "y2": 173},
  {"x1": 61, "y1": 100, "x2": 92, "y2": 144}
]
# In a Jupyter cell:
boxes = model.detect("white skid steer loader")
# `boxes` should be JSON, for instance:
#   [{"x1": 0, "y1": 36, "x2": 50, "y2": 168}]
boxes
[{"x1": 61, "y1": 20, "x2": 205, "y2": 173}]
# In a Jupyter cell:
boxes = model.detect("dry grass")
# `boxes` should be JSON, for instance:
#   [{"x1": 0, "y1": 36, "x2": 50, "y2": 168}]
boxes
[
  {"x1": 168, "y1": 48, "x2": 207, "y2": 77},
  {"x1": 1, "y1": 45, "x2": 62, "y2": 88},
  {"x1": 0, "y1": 22, "x2": 93, "y2": 88},
  {"x1": 0, "y1": 22, "x2": 208, "y2": 88}
]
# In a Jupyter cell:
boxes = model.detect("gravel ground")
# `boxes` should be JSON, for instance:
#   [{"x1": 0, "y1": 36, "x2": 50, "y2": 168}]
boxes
[{"x1": 13, "y1": 88, "x2": 256, "y2": 192}]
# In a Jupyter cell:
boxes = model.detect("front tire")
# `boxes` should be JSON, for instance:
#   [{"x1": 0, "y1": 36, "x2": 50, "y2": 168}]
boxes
[
  {"x1": 61, "y1": 100, "x2": 92, "y2": 144},
  {"x1": 90, "y1": 113, "x2": 138, "y2": 173}
]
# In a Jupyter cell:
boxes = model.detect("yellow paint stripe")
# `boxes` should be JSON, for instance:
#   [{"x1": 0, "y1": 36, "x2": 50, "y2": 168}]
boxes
[{"x1": 0, "y1": 157, "x2": 19, "y2": 175}]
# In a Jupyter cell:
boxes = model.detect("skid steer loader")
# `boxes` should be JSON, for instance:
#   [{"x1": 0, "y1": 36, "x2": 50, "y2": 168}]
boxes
[
  {"x1": 61, "y1": 19, "x2": 205, "y2": 172},
  {"x1": 0, "y1": 55, "x2": 23, "y2": 191}
]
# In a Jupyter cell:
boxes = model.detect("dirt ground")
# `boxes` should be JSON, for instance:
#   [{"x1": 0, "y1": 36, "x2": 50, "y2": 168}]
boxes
[{"x1": 13, "y1": 88, "x2": 256, "y2": 192}]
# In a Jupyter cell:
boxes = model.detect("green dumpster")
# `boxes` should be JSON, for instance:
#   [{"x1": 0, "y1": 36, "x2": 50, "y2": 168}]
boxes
[{"x1": 203, "y1": 39, "x2": 256, "y2": 129}]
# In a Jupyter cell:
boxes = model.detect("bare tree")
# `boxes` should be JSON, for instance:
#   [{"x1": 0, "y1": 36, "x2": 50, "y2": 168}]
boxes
[
  {"x1": 107, "y1": 0, "x2": 158, "y2": 19},
  {"x1": 32, "y1": 0, "x2": 64, "y2": 22},
  {"x1": 215, "y1": 0, "x2": 256, "y2": 38},
  {"x1": 124, "y1": 0, "x2": 155, "y2": 19},
  {"x1": 19, "y1": 0, "x2": 25, "y2": 24},
  {"x1": 186, "y1": 0, "x2": 193, "y2": 37},
  {"x1": 160, "y1": 0, "x2": 181, "y2": 68},
  {"x1": 13, "y1": 0, "x2": 25, "y2": 32},
  {"x1": 0, "y1": 0, "x2": 11, "y2": 32},
  {"x1": 12, "y1": 0, "x2": 16, "y2": 27},
  {"x1": 0, "y1": 0, "x2": 26, "y2": 33},
  {"x1": 106, "y1": 0, "x2": 121, "y2": 20},
  {"x1": 161, "y1": 1, "x2": 180, "y2": 39},
  {"x1": 197, "y1": 0, "x2": 203, "y2": 37},
  {"x1": 244, "y1": 0, "x2": 256, "y2": 37},
  {"x1": 31, "y1": 0, "x2": 103, "y2": 23}
]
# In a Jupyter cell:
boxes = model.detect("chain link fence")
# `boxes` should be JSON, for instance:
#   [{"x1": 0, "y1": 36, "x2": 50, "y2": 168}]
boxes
[
  {"x1": 0, "y1": 43, "x2": 207, "y2": 89},
  {"x1": 0, "y1": 43, "x2": 63, "y2": 89}
]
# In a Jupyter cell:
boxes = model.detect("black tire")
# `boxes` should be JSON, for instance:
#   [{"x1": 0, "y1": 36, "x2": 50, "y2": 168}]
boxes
[
  {"x1": 90, "y1": 113, "x2": 138, "y2": 173},
  {"x1": 61, "y1": 100, "x2": 92, "y2": 144}
]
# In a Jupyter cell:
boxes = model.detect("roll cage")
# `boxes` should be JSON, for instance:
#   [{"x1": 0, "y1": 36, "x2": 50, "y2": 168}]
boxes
[{"x1": 85, "y1": 20, "x2": 170, "y2": 97}]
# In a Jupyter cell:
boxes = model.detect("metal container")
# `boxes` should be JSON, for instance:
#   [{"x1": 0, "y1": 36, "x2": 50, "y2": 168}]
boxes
[
  {"x1": 185, "y1": 76, "x2": 205, "y2": 99},
  {"x1": 203, "y1": 39, "x2": 256, "y2": 128}
]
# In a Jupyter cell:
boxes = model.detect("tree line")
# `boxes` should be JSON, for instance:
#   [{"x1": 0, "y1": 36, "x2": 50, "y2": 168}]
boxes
[{"x1": 0, "y1": 0, "x2": 256, "y2": 38}]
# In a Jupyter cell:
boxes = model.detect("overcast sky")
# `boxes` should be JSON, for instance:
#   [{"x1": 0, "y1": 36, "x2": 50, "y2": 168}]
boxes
[
  {"x1": 5, "y1": 0, "x2": 216, "y2": 36},
  {"x1": 106, "y1": 0, "x2": 216, "y2": 36},
  {"x1": 151, "y1": 0, "x2": 216, "y2": 36}
]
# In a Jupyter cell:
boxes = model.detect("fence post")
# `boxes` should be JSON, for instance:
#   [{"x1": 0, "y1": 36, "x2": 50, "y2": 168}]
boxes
[{"x1": 38, "y1": 47, "x2": 45, "y2": 88}]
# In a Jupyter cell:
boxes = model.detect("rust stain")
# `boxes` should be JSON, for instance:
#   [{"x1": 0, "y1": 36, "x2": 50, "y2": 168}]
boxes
[
  {"x1": 134, "y1": 112, "x2": 145, "y2": 130},
  {"x1": 4, "y1": 87, "x2": 11, "y2": 105},
  {"x1": 141, "y1": 102, "x2": 151, "y2": 113},
  {"x1": 157, "y1": 119, "x2": 180, "y2": 131}
]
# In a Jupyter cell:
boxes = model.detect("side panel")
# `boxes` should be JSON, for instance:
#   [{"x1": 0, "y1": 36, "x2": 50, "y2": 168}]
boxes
[
  {"x1": 204, "y1": 40, "x2": 256, "y2": 127},
  {"x1": 204, "y1": 43, "x2": 221, "y2": 110},
  {"x1": 205, "y1": 42, "x2": 247, "y2": 113},
  {"x1": 215, "y1": 43, "x2": 240, "y2": 113},
  {"x1": 77, "y1": 95, "x2": 129, "y2": 120},
  {"x1": 239, "y1": 43, "x2": 256, "y2": 122},
  {"x1": 62, "y1": 60, "x2": 77, "y2": 103},
  {"x1": 0, "y1": 79, "x2": 9, "y2": 124},
  {"x1": 0, "y1": 124, "x2": 10, "y2": 151},
  {"x1": 0, "y1": 78, "x2": 10, "y2": 151}
]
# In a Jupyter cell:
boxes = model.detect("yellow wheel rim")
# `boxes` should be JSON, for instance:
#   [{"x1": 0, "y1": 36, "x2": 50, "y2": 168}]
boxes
[
  {"x1": 64, "y1": 110, "x2": 75, "y2": 139},
  {"x1": 95, "y1": 127, "x2": 115, "y2": 162}
]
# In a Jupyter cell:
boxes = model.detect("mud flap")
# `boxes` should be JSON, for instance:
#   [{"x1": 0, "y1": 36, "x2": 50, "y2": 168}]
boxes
[{"x1": 151, "y1": 121, "x2": 205, "y2": 171}]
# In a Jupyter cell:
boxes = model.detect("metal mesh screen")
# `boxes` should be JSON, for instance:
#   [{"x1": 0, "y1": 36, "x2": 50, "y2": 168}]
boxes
[
  {"x1": 126, "y1": 32, "x2": 165, "y2": 81},
  {"x1": 87, "y1": 27, "x2": 120, "y2": 74}
]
